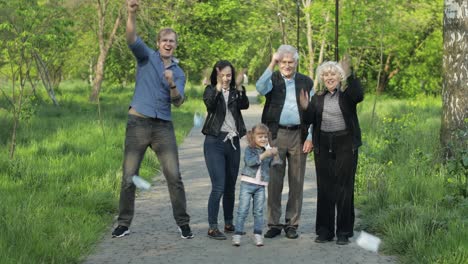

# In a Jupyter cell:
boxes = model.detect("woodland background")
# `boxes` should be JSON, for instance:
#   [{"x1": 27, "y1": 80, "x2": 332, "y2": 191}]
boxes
[{"x1": 1, "y1": 1, "x2": 466, "y2": 263}]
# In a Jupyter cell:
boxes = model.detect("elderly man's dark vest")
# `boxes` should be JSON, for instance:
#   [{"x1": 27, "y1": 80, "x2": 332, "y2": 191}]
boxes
[{"x1": 261, "y1": 71, "x2": 313, "y2": 141}]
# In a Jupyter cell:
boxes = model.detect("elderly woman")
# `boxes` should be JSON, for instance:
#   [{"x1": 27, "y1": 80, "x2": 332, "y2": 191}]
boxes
[{"x1": 300, "y1": 55, "x2": 364, "y2": 245}]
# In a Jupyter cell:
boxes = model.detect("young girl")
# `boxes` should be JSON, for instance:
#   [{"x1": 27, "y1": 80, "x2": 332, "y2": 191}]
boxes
[{"x1": 232, "y1": 124, "x2": 278, "y2": 247}]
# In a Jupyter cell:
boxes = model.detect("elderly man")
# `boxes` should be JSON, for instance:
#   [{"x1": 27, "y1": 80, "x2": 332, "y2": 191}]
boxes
[
  {"x1": 256, "y1": 45, "x2": 313, "y2": 239},
  {"x1": 112, "y1": 0, "x2": 192, "y2": 239}
]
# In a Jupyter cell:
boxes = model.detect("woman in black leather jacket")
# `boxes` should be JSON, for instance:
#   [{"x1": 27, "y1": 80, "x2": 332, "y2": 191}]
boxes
[{"x1": 202, "y1": 60, "x2": 249, "y2": 240}]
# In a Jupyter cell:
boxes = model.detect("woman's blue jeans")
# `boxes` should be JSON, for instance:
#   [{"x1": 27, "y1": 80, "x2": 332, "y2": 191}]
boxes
[
  {"x1": 235, "y1": 181, "x2": 265, "y2": 235},
  {"x1": 204, "y1": 133, "x2": 240, "y2": 229}
]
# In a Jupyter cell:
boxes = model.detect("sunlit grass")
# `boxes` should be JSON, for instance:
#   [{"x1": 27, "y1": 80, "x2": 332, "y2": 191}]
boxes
[
  {"x1": 356, "y1": 94, "x2": 467, "y2": 264},
  {"x1": 0, "y1": 80, "x2": 205, "y2": 264}
]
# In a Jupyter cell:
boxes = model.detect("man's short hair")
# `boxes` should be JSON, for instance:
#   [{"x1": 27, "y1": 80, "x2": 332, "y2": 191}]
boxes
[
  {"x1": 157, "y1": 28, "x2": 178, "y2": 43},
  {"x1": 277, "y1": 45, "x2": 299, "y2": 62}
]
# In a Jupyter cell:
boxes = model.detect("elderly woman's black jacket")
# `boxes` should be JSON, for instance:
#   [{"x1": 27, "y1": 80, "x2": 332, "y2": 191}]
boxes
[{"x1": 304, "y1": 75, "x2": 364, "y2": 154}]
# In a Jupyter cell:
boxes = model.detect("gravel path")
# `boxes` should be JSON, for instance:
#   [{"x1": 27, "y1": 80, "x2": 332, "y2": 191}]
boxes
[{"x1": 82, "y1": 91, "x2": 398, "y2": 264}]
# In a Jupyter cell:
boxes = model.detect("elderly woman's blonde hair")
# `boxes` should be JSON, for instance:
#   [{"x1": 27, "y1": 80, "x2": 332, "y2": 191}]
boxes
[{"x1": 315, "y1": 61, "x2": 347, "y2": 94}]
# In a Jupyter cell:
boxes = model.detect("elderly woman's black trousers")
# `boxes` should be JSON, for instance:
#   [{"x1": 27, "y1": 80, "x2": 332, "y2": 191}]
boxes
[{"x1": 314, "y1": 130, "x2": 358, "y2": 239}]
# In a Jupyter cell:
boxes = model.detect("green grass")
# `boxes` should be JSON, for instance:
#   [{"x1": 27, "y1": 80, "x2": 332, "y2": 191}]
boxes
[
  {"x1": 0, "y1": 80, "x2": 205, "y2": 264},
  {"x1": 355, "y1": 94, "x2": 468, "y2": 264}
]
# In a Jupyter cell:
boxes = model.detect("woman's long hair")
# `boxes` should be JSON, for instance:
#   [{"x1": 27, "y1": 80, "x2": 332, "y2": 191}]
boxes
[{"x1": 210, "y1": 60, "x2": 236, "y2": 89}]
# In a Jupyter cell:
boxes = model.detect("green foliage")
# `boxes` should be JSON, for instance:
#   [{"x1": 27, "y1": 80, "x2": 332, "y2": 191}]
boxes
[
  {"x1": 1, "y1": 0, "x2": 444, "y2": 98},
  {"x1": 172, "y1": 0, "x2": 280, "y2": 82},
  {"x1": 0, "y1": 0, "x2": 74, "y2": 84},
  {"x1": 337, "y1": 0, "x2": 443, "y2": 97}
]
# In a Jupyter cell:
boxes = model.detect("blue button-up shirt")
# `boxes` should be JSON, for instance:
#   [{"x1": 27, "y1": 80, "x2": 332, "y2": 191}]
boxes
[{"x1": 128, "y1": 37, "x2": 186, "y2": 121}]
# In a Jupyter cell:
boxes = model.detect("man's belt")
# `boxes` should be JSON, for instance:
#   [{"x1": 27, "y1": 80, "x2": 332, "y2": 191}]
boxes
[{"x1": 278, "y1": 124, "x2": 301, "y2": 130}]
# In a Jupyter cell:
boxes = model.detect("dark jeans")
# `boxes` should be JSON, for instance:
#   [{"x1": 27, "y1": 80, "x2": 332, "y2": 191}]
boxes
[
  {"x1": 314, "y1": 130, "x2": 357, "y2": 238},
  {"x1": 204, "y1": 133, "x2": 240, "y2": 229},
  {"x1": 117, "y1": 114, "x2": 190, "y2": 227}
]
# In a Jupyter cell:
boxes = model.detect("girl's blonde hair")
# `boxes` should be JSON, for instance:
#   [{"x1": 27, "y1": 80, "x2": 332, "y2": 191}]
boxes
[
  {"x1": 315, "y1": 61, "x2": 347, "y2": 95},
  {"x1": 246, "y1": 123, "x2": 272, "y2": 148}
]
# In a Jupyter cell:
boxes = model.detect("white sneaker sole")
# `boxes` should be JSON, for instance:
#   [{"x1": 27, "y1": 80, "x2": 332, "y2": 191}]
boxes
[
  {"x1": 179, "y1": 227, "x2": 194, "y2": 239},
  {"x1": 112, "y1": 230, "x2": 130, "y2": 238}
]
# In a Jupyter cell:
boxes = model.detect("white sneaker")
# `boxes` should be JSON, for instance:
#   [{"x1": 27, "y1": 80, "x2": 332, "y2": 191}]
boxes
[
  {"x1": 232, "y1": 234, "x2": 241, "y2": 246},
  {"x1": 254, "y1": 234, "x2": 264, "y2": 247}
]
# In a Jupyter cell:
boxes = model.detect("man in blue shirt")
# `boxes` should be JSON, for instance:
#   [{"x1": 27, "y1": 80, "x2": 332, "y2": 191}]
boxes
[
  {"x1": 112, "y1": 0, "x2": 192, "y2": 239},
  {"x1": 256, "y1": 45, "x2": 313, "y2": 239}
]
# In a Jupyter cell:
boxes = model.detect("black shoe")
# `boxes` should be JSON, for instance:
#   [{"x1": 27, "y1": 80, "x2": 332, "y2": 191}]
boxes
[
  {"x1": 315, "y1": 235, "x2": 333, "y2": 243},
  {"x1": 336, "y1": 236, "x2": 350, "y2": 245},
  {"x1": 112, "y1": 225, "x2": 129, "y2": 238},
  {"x1": 264, "y1": 228, "x2": 282, "y2": 238},
  {"x1": 285, "y1": 227, "x2": 299, "y2": 239},
  {"x1": 179, "y1": 224, "x2": 194, "y2": 239},
  {"x1": 207, "y1": 228, "x2": 227, "y2": 240},
  {"x1": 224, "y1": 224, "x2": 235, "y2": 233}
]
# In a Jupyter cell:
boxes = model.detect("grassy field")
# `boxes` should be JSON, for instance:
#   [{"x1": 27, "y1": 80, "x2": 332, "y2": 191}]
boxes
[
  {"x1": 0, "y1": 83, "x2": 466, "y2": 263},
  {"x1": 354, "y1": 95, "x2": 467, "y2": 263},
  {"x1": 0, "y1": 81, "x2": 205, "y2": 264}
]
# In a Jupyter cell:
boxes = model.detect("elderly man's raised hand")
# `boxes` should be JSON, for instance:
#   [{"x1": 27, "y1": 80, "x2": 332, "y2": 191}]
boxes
[
  {"x1": 267, "y1": 52, "x2": 281, "y2": 70},
  {"x1": 127, "y1": 0, "x2": 139, "y2": 13},
  {"x1": 272, "y1": 52, "x2": 281, "y2": 66}
]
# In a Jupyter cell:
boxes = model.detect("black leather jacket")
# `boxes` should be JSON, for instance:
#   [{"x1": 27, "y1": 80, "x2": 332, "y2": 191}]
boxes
[{"x1": 201, "y1": 85, "x2": 249, "y2": 138}]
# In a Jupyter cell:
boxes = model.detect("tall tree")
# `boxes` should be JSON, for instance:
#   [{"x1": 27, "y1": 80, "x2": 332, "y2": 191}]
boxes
[
  {"x1": 302, "y1": 0, "x2": 315, "y2": 78},
  {"x1": 440, "y1": 0, "x2": 467, "y2": 158},
  {"x1": 301, "y1": 0, "x2": 332, "y2": 82},
  {"x1": 89, "y1": 0, "x2": 123, "y2": 102}
]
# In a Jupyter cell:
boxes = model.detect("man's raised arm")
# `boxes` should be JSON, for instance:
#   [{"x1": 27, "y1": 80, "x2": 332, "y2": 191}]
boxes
[{"x1": 126, "y1": 0, "x2": 138, "y2": 45}]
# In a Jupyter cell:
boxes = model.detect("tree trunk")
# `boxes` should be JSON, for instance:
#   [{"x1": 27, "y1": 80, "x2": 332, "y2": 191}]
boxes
[
  {"x1": 302, "y1": 0, "x2": 314, "y2": 78},
  {"x1": 8, "y1": 70, "x2": 18, "y2": 160},
  {"x1": 440, "y1": 0, "x2": 468, "y2": 158},
  {"x1": 90, "y1": 50, "x2": 107, "y2": 102},
  {"x1": 313, "y1": 11, "x2": 330, "y2": 88},
  {"x1": 377, "y1": 53, "x2": 399, "y2": 94},
  {"x1": 89, "y1": 0, "x2": 122, "y2": 102},
  {"x1": 33, "y1": 51, "x2": 59, "y2": 106},
  {"x1": 377, "y1": 54, "x2": 390, "y2": 94}
]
